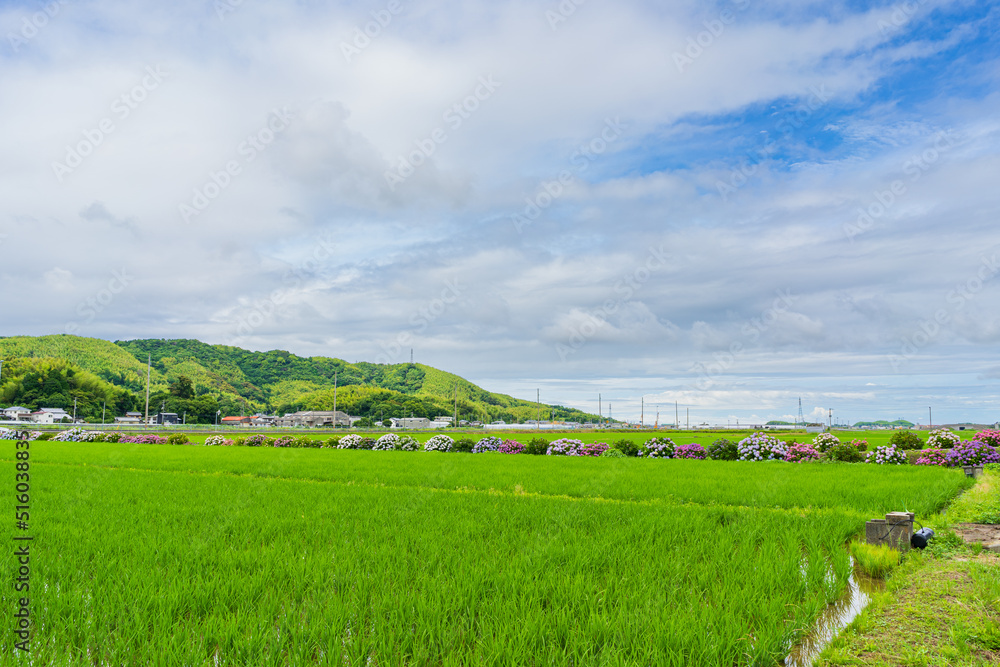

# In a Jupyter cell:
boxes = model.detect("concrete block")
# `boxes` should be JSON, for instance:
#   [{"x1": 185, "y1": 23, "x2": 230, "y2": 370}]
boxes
[
  {"x1": 885, "y1": 512, "x2": 913, "y2": 551},
  {"x1": 865, "y1": 519, "x2": 887, "y2": 546}
]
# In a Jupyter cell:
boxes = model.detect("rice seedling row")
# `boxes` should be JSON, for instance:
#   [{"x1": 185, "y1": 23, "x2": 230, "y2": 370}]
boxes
[{"x1": 18, "y1": 442, "x2": 971, "y2": 516}]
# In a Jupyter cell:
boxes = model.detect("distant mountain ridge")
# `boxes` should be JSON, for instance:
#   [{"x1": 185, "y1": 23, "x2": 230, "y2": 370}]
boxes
[{"x1": 0, "y1": 335, "x2": 598, "y2": 424}]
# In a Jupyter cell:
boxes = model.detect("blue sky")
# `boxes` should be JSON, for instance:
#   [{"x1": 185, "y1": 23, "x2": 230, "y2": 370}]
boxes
[{"x1": 2, "y1": 0, "x2": 999, "y2": 424}]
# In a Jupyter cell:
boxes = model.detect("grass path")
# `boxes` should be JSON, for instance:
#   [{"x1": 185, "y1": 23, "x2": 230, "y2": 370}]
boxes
[{"x1": 817, "y1": 469, "x2": 1000, "y2": 666}]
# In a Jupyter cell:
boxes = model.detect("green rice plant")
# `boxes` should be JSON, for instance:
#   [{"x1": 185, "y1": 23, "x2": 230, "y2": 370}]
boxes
[
  {"x1": 1, "y1": 462, "x2": 866, "y2": 666},
  {"x1": 849, "y1": 541, "x2": 901, "y2": 578},
  {"x1": 18, "y1": 442, "x2": 973, "y2": 516}
]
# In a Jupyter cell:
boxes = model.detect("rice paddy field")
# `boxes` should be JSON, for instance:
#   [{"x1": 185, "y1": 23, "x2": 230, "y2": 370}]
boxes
[{"x1": 0, "y1": 437, "x2": 974, "y2": 666}]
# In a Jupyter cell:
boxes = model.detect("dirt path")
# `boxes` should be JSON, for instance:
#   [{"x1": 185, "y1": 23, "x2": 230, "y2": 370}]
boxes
[{"x1": 953, "y1": 523, "x2": 1000, "y2": 552}]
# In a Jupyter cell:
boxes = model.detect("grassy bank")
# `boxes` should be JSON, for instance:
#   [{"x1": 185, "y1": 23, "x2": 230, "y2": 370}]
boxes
[{"x1": 817, "y1": 468, "x2": 1000, "y2": 666}]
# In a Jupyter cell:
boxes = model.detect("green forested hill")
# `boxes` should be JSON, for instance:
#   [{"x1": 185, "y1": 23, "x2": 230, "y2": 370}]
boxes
[{"x1": 0, "y1": 335, "x2": 597, "y2": 424}]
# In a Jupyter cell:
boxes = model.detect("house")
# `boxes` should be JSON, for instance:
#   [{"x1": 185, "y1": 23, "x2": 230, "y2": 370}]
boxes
[
  {"x1": 154, "y1": 413, "x2": 179, "y2": 426},
  {"x1": 221, "y1": 416, "x2": 252, "y2": 427},
  {"x1": 114, "y1": 411, "x2": 143, "y2": 424},
  {"x1": 2, "y1": 406, "x2": 31, "y2": 421},
  {"x1": 392, "y1": 417, "x2": 430, "y2": 429},
  {"x1": 250, "y1": 414, "x2": 277, "y2": 427},
  {"x1": 277, "y1": 411, "x2": 350, "y2": 428},
  {"x1": 433, "y1": 416, "x2": 454, "y2": 423},
  {"x1": 31, "y1": 408, "x2": 71, "y2": 424}
]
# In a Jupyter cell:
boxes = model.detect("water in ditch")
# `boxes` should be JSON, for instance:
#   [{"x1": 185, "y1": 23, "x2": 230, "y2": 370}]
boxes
[{"x1": 782, "y1": 566, "x2": 885, "y2": 666}]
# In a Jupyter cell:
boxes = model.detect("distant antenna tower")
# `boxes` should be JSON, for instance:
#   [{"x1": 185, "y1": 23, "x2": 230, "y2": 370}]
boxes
[
  {"x1": 410, "y1": 349, "x2": 413, "y2": 364},
  {"x1": 797, "y1": 398, "x2": 805, "y2": 426}
]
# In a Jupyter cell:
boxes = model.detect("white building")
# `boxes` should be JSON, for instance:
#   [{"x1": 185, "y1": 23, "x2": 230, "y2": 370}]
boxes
[
  {"x1": 277, "y1": 411, "x2": 350, "y2": 428},
  {"x1": 393, "y1": 417, "x2": 430, "y2": 429},
  {"x1": 31, "y1": 408, "x2": 71, "y2": 424},
  {"x1": 2, "y1": 406, "x2": 31, "y2": 421}
]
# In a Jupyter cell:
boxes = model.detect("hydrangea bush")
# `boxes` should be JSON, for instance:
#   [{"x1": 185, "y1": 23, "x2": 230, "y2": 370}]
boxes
[
  {"x1": 601, "y1": 448, "x2": 626, "y2": 458},
  {"x1": 498, "y1": 439, "x2": 525, "y2": 454},
  {"x1": 118, "y1": 434, "x2": 168, "y2": 444},
  {"x1": 926, "y1": 429, "x2": 960, "y2": 449},
  {"x1": 971, "y1": 429, "x2": 1000, "y2": 449},
  {"x1": 272, "y1": 436, "x2": 294, "y2": 448},
  {"x1": 737, "y1": 433, "x2": 787, "y2": 461},
  {"x1": 244, "y1": 434, "x2": 269, "y2": 447},
  {"x1": 204, "y1": 435, "x2": 228, "y2": 446},
  {"x1": 785, "y1": 442, "x2": 821, "y2": 463},
  {"x1": 641, "y1": 437, "x2": 675, "y2": 459},
  {"x1": 336, "y1": 434, "x2": 364, "y2": 449},
  {"x1": 472, "y1": 436, "x2": 503, "y2": 453},
  {"x1": 373, "y1": 433, "x2": 400, "y2": 451},
  {"x1": 946, "y1": 440, "x2": 1000, "y2": 467},
  {"x1": 546, "y1": 438, "x2": 584, "y2": 456},
  {"x1": 580, "y1": 442, "x2": 610, "y2": 457},
  {"x1": 397, "y1": 435, "x2": 421, "y2": 451},
  {"x1": 848, "y1": 439, "x2": 868, "y2": 452},
  {"x1": 53, "y1": 428, "x2": 102, "y2": 442},
  {"x1": 674, "y1": 443, "x2": 707, "y2": 460},
  {"x1": 812, "y1": 433, "x2": 839, "y2": 453},
  {"x1": 914, "y1": 449, "x2": 949, "y2": 466},
  {"x1": 424, "y1": 435, "x2": 454, "y2": 452},
  {"x1": 865, "y1": 445, "x2": 907, "y2": 465},
  {"x1": 706, "y1": 438, "x2": 738, "y2": 461},
  {"x1": 0, "y1": 429, "x2": 42, "y2": 441}
]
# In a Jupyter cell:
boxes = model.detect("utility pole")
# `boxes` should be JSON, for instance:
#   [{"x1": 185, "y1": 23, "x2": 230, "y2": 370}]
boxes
[
  {"x1": 675, "y1": 401, "x2": 679, "y2": 429},
  {"x1": 144, "y1": 354, "x2": 151, "y2": 429},
  {"x1": 73, "y1": 397, "x2": 77, "y2": 423},
  {"x1": 536, "y1": 388, "x2": 540, "y2": 428},
  {"x1": 102, "y1": 400, "x2": 106, "y2": 425},
  {"x1": 333, "y1": 371, "x2": 338, "y2": 428},
  {"x1": 599, "y1": 394, "x2": 602, "y2": 426},
  {"x1": 454, "y1": 383, "x2": 458, "y2": 425},
  {"x1": 828, "y1": 408, "x2": 832, "y2": 429},
  {"x1": 928, "y1": 407, "x2": 932, "y2": 429},
  {"x1": 641, "y1": 397, "x2": 644, "y2": 426},
  {"x1": 686, "y1": 407, "x2": 689, "y2": 430}
]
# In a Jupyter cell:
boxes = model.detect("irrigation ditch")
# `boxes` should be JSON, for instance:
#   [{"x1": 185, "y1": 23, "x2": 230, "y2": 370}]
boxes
[{"x1": 784, "y1": 560, "x2": 884, "y2": 666}]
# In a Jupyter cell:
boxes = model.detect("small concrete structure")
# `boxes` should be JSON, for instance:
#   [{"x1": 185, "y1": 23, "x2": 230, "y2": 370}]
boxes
[
  {"x1": 962, "y1": 465, "x2": 984, "y2": 479},
  {"x1": 865, "y1": 511, "x2": 914, "y2": 551}
]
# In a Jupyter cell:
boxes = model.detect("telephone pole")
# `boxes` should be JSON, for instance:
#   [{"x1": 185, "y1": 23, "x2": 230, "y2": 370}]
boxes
[
  {"x1": 928, "y1": 407, "x2": 932, "y2": 429},
  {"x1": 536, "y1": 389, "x2": 540, "y2": 428},
  {"x1": 144, "y1": 354, "x2": 151, "y2": 429},
  {"x1": 641, "y1": 397, "x2": 644, "y2": 426},
  {"x1": 675, "y1": 401, "x2": 679, "y2": 429},
  {"x1": 333, "y1": 371, "x2": 338, "y2": 427}
]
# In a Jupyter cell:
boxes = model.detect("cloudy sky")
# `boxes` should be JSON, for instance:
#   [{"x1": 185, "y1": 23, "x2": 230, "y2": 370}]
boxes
[{"x1": 3, "y1": 0, "x2": 999, "y2": 425}]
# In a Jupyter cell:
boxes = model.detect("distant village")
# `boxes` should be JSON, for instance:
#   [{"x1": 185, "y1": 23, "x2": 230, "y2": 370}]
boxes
[
  {"x1": 2, "y1": 406, "x2": 993, "y2": 431},
  {"x1": 0, "y1": 406, "x2": 589, "y2": 430}
]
